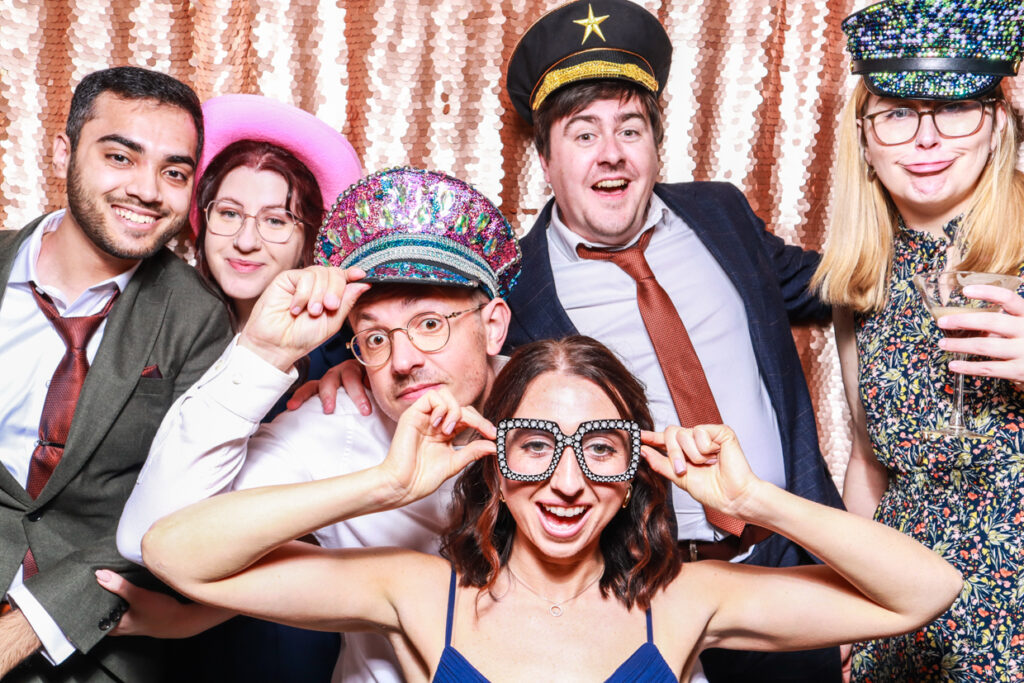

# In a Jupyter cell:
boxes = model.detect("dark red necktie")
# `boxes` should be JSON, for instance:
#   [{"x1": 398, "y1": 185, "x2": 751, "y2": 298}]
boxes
[
  {"x1": 22, "y1": 283, "x2": 118, "y2": 577},
  {"x1": 577, "y1": 229, "x2": 745, "y2": 537}
]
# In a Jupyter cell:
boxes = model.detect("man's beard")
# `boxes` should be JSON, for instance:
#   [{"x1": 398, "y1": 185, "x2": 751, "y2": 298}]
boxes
[{"x1": 66, "y1": 155, "x2": 188, "y2": 260}]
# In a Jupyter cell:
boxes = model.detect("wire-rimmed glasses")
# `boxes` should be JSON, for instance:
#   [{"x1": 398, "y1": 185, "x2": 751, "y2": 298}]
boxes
[
  {"x1": 205, "y1": 199, "x2": 301, "y2": 244},
  {"x1": 496, "y1": 418, "x2": 642, "y2": 483},
  {"x1": 346, "y1": 304, "x2": 486, "y2": 367}
]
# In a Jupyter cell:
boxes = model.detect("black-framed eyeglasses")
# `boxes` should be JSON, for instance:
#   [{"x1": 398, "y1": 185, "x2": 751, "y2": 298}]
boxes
[
  {"x1": 346, "y1": 303, "x2": 486, "y2": 367},
  {"x1": 859, "y1": 99, "x2": 998, "y2": 146},
  {"x1": 205, "y1": 199, "x2": 302, "y2": 244},
  {"x1": 496, "y1": 418, "x2": 641, "y2": 483}
]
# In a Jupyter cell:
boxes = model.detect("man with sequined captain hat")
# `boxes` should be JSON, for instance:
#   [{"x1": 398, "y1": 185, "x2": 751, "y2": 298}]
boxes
[
  {"x1": 117, "y1": 167, "x2": 520, "y2": 682},
  {"x1": 503, "y1": 1, "x2": 843, "y2": 681}
]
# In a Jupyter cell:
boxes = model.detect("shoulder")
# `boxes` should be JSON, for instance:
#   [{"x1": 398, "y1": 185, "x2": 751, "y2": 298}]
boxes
[
  {"x1": 655, "y1": 181, "x2": 752, "y2": 211},
  {"x1": 137, "y1": 248, "x2": 229, "y2": 318}
]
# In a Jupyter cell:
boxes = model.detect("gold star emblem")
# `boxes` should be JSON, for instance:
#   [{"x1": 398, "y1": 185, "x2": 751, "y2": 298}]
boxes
[{"x1": 573, "y1": 4, "x2": 609, "y2": 45}]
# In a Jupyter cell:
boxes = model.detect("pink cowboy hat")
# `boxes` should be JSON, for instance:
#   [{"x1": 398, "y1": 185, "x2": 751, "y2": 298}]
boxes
[{"x1": 189, "y1": 93, "x2": 362, "y2": 235}]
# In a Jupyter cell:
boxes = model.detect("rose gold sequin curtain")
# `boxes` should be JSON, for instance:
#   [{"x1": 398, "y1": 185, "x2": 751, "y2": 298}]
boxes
[{"x1": 2, "y1": 1, "x2": 1022, "y2": 484}]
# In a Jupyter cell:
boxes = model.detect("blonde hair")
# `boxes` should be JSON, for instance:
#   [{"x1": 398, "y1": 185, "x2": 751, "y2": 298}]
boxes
[{"x1": 812, "y1": 80, "x2": 1024, "y2": 312}]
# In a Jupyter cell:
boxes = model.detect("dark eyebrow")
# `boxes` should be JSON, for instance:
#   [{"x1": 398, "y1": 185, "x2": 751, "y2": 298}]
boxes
[{"x1": 96, "y1": 134, "x2": 197, "y2": 169}]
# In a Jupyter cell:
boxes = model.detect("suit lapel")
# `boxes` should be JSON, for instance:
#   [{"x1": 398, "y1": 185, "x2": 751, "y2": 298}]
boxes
[
  {"x1": 33, "y1": 257, "x2": 170, "y2": 507},
  {"x1": 0, "y1": 219, "x2": 48, "y2": 506},
  {"x1": 511, "y1": 200, "x2": 579, "y2": 340}
]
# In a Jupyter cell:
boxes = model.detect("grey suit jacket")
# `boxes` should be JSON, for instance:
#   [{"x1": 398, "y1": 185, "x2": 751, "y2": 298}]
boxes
[{"x1": 0, "y1": 217, "x2": 233, "y2": 682}]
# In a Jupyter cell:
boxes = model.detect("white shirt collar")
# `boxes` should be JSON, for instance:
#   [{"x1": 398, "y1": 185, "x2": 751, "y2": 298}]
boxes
[
  {"x1": 10, "y1": 210, "x2": 140, "y2": 311},
  {"x1": 546, "y1": 193, "x2": 671, "y2": 262}
]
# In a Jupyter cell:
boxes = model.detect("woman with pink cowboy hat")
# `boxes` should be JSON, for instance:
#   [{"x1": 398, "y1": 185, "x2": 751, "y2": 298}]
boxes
[{"x1": 100, "y1": 94, "x2": 362, "y2": 682}]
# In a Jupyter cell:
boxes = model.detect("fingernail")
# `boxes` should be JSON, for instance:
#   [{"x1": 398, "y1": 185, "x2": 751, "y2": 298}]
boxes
[
  {"x1": 325, "y1": 293, "x2": 341, "y2": 308},
  {"x1": 310, "y1": 303, "x2": 323, "y2": 315},
  {"x1": 432, "y1": 415, "x2": 443, "y2": 428},
  {"x1": 359, "y1": 402, "x2": 370, "y2": 416},
  {"x1": 673, "y1": 458, "x2": 685, "y2": 474},
  {"x1": 444, "y1": 420, "x2": 456, "y2": 435},
  {"x1": 938, "y1": 339, "x2": 948, "y2": 349},
  {"x1": 95, "y1": 569, "x2": 111, "y2": 582},
  {"x1": 291, "y1": 306, "x2": 303, "y2": 315}
]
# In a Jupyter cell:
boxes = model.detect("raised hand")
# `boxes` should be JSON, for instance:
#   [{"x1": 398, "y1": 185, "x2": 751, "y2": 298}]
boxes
[
  {"x1": 240, "y1": 265, "x2": 369, "y2": 371},
  {"x1": 640, "y1": 424, "x2": 760, "y2": 519},
  {"x1": 378, "y1": 388, "x2": 496, "y2": 508},
  {"x1": 939, "y1": 284, "x2": 1024, "y2": 386}
]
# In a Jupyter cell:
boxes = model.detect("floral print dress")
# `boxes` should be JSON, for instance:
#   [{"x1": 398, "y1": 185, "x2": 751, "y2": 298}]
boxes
[{"x1": 851, "y1": 218, "x2": 1024, "y2": 682}]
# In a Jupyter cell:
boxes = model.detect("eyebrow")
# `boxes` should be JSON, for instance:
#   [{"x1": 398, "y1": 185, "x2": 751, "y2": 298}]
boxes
[
  {"x1": 563, "y1": 110, "x2": 646, "y2": 130},
  {"x1": 96, "y1": 134, "x2": 197, "y2": 169}
]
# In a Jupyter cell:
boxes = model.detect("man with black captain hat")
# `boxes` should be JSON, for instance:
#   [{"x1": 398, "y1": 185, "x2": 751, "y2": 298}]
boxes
[{"x1": 504, "y1": 1, "x2": 843, "y2": 680}]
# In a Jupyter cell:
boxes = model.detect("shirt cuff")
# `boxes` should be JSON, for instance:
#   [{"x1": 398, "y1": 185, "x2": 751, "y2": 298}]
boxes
[
  {"x1": 6, "y1": 583, "x2": 76, "y2": 665},
  {"x1": 195, "y1": 336, "x2": 299, "y2": 423}
]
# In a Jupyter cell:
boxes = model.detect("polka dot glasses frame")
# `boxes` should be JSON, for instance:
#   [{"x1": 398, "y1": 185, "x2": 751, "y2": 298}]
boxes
[{"x1": 495, "y1": 418, "x2": 642, "y2": 483}]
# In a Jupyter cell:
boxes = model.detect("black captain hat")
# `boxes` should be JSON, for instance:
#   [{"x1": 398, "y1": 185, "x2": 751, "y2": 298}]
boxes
[{"x1": 506, "y1": 0, "x2": 673, "y2": 124}]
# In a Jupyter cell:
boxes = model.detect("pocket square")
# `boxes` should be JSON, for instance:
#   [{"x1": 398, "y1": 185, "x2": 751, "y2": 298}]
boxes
[{"x1": 141, "y1": 364, "x2": 163, "y2": 379}]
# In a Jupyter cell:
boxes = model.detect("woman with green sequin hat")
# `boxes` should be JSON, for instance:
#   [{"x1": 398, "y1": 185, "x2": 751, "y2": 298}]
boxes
[{"x1": 814, "y1": 0, "x2": 1024, "y2": 679}]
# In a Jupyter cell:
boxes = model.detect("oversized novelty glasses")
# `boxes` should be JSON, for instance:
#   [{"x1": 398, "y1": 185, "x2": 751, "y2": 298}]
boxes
[
  {"x1": 205, "y1": 199, "x2": 301, "y2": 244},
  {"x1": 346, "y1": 304, "x2": 486, "y2": 367},
  {"x1": 860, "y1": 99, "x2": 997, "y2": 146},
  {"x1": 496, "y1": 418, "x2": 641, "y2": 483}
]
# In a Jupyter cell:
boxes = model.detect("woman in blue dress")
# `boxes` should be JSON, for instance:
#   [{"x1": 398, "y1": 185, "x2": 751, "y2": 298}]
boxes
[
  {"x1": 813, "y1": 1, "x2": 1024, "y2": 679},
  {"x1": 142, "y1": 335, "x2": 961, "y2": 682}
]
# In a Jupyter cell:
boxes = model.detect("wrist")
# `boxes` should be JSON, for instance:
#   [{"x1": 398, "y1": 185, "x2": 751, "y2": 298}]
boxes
[{"x1": 238, "y1": 333, "x2": 299, "y2": 372}]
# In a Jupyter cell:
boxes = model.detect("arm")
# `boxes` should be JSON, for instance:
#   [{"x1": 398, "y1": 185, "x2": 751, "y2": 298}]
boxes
[
  {"x1": 644, "y1": 424, "x2": 961, "y2": 653},
  {"x1": 834, "y1": 307, "x2": 888, "y2": 517},
  {"x1": 118, "y1": 265, "x2": 370, "y2": 563},
  {"x1": 723, "y1": 182, "x2": 828, "y2": 324},
  {"x1": 142, "y1": 389, "x2": 495, "y2": 630},
  {"x1": 0, "y1": 610, "x2": 41, "y2": 678}
]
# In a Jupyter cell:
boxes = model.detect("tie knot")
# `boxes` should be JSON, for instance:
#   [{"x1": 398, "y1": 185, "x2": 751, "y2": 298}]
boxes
[
  {"x1": 575, "y1": 228, "x2": 656, "y2": 282},
  {"x1": 29, "y1": 284, "x2": 119, "y2": 351}
]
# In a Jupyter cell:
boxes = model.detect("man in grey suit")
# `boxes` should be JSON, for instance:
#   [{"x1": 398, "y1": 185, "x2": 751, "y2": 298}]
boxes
[{"x1": 0, "y1": 66, "x2": 232, "y2": 682}]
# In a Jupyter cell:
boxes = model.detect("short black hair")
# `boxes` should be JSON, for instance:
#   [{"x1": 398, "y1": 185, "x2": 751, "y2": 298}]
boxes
[
  {"x1": 65, "y1": 66, "x2": 203, "y2": 157},
  {"x1": 533, "y1": 80, "x2": 664, "y2": 159}
]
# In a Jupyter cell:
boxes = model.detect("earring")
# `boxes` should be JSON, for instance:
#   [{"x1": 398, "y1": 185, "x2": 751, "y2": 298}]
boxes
[
  {"x1": 621, "y1": 484, "x2": 632, "y2": 509},
  {"x1": 866, "y1": 164, "x2": 876, "y2": 181},
  {"x1": 499, "y1": 491, "x2": 507, "y2": 504}
]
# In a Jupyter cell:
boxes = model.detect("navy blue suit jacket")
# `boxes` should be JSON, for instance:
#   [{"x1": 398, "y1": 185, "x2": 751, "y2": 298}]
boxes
[{"x1": 504, "y1": 181, "x2": 843, "y2": 569}]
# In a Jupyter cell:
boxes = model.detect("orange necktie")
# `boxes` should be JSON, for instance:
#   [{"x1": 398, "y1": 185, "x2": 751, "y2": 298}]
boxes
[{"x1": 577, "y1": 229, "x2": 745, "y2": 537}]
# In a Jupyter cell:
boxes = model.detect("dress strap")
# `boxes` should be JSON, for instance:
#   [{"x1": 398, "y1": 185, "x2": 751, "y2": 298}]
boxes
[
  {"x1": 645, "y1": 607, "x2": 654, "y2": 643},
  {"x1": 444, "y1": 568, "x2": 458, "y2": 647}
]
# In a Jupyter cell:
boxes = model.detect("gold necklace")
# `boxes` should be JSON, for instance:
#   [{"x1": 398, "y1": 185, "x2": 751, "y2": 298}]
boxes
[{"x1": 506, "y1": 564, "x2": 603, "y2": 617}]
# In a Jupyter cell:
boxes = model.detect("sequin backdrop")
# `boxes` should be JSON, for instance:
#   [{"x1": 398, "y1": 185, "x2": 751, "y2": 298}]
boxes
[{"x1": 1, "y1": 0, "x2": 1022, "y2": 485}]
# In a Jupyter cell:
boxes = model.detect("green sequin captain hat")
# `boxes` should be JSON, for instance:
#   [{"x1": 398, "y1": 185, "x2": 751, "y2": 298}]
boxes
[{"x1": 843, "y1": 0, "x2": 1023, "y2": 100}]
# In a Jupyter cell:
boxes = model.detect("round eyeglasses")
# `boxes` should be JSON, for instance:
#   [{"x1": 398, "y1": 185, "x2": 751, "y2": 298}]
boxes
[
  {"x1": 205, "y1": 199, "x2": 301, "y2": 244},
  {"x1": 496, "y1": 418, "x2": 642, "y2": 483},
  {"x1": 860, "y1": 99, "x2": 997, "y2": 146},
  {"x1": 346, "y1": 303, "x2": 486, "y2": 367}
]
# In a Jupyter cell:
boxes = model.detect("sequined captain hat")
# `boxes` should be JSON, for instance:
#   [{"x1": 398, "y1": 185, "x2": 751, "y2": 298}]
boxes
[
  {"x1": 314, "y1": 168, "x2": 521, "y2": 300},
  {"x1": 506, "y1": 0, "x2": 672, "y2": 124},
  {"x1": 843, "y1": 0, "x2": 1023, "y2": 100}
]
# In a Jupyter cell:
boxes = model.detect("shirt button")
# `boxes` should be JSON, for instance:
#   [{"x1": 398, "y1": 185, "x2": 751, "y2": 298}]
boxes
[
  {"x1": 27, "y1": 511, "x2": 42, "y2": 522},
  {"x1": 231, "y1": 374, "x2": 242, "y2": 385}
]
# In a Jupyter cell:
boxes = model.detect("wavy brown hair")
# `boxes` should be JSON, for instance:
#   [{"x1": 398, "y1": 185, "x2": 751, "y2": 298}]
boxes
[{"x1": 440, "y1": 336, "x2": 681, "y2": 609}]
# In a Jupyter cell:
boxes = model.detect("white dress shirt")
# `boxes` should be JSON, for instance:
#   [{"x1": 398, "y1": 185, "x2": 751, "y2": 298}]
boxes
[
  {"x1": 119, "y1": 340, "x2": 471, "y2": 683},
  {"x1": 546, "y1": 195, "x2": 786, "y2": 542},
  {"x1": 0, "y1": 211, "x2": 138, "y2": 664}
]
